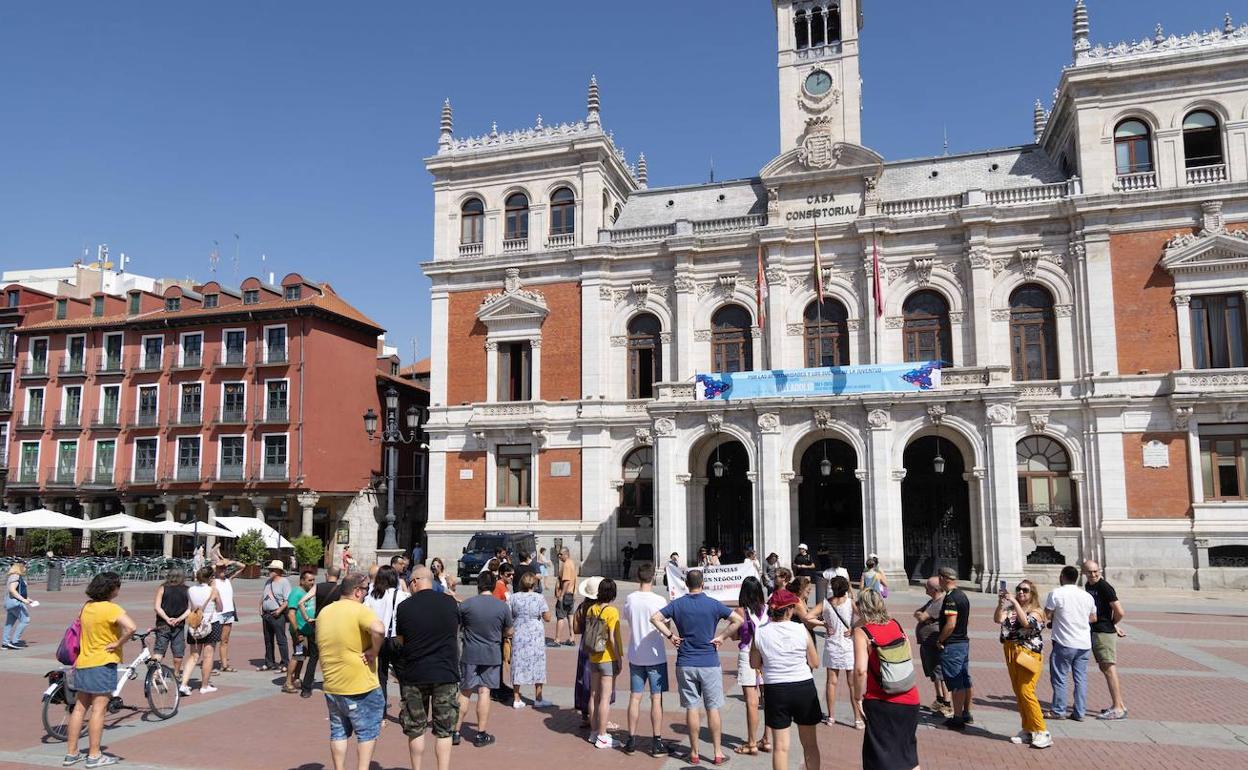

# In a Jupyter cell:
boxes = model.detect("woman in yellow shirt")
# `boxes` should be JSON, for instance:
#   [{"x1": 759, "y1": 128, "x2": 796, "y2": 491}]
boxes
[
  {"x1": 67, "y1": 572, "x2": 136, "y2": 768},
  {"x1": 586, "y1": 578, "x2": 624, "y2": 750}
]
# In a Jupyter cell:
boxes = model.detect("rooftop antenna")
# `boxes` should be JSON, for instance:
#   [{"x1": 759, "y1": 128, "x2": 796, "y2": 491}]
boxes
[
  {"x1": 209, "y1": 241, "x2": 220, "y2": 275},
  {"x1": 410, "y1": 337, "x2": 418, "y2": 366},
  {"x1": 943, "y1": 125, "x2": 949, "y2": 156},
  {"x1": 233, "y1": 234, "x2": 240, "y2": 279},
  {"x1": 709, "y1": 154, "x2": 715, "y2": 184},
  {"x1": 118, "y1": 252, "x2": 129, "y2": 274}
]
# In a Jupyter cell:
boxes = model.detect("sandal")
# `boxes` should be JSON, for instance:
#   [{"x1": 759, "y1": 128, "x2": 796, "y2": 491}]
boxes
[
  {"x1": 757, "y1": 740, "x2": 771, "y2": 753},
  {"x1": 733, "y1": 744, "x2": 757, "y2": 756},
  {"x1": 689, "y1": 754, "x2": 700, "y2": 765},
  {"x1": 220, "y1": 666, "x2": 238, "y2": 673},
  {"x1": 854, "y1": 720, "x2": 866, "y2": 730},
  {"x1": 256, "y1": 665, "x2": 272, "y2": 672},
  {"x1": 711, "y1": 756, "x2": 729, "y2": 766},
  {"x1": 281, "y1": 685, "x2": 299, "y2": 694}
]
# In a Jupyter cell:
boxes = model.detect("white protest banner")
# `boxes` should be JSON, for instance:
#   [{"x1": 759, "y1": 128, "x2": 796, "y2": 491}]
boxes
[{"x1": 665, "y1": 562, "x2": 760, "y2": 603}]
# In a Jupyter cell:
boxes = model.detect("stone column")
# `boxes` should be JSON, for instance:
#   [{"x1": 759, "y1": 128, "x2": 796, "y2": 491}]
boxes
[
  {"x1": 764, "y1": 265, "x2": 787, "y2": 370},
  {"x1": 297, "y1": 491, "x2": 320, "y2": 538},
  {"x1": 966, "y1": 245, "x2": 993, "y2": 366},
  {"x1": 653, "y1": 418, "x2": 687, "y2": 566},
  {"x1": 984, "y1": 402, "x2": 1024, "y2": 588},
  {"x1": 161, "y1": 497, "x2": 178, "y2": 558},
  {"x1": 864, "y1": 406, "x2": 904, "y2": 573},
  {"x1": 205, "y1": 497, "x2": 219, "y2": 553},
  {"x1": 253, "y1": 497, "x2": 268, "y2": 523},
  {"x1": 78, "y1": 498, "x2": 95, "y2": 550},
  {"x1": 756, "y1": 412, "x2": 786, "y2": 560},
  {"x1": 1174, "y1": 293, "x2": 1194, "y2": 370},
  {"x1": 121, "y1": 500, "x2": 138, "y2": 552},
  {"x1": 673, "y1": 272, "x2": 696, "y2": 380}
]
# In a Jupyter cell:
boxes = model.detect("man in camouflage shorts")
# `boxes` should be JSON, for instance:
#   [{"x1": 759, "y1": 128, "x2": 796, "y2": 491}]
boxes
[{"x1": 395, "y1": 565, "x2": 461, "y2": 769}]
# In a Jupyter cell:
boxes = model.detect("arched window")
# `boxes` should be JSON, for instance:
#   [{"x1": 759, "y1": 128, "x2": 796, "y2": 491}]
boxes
[
  {"x1": 712, "y1": 304, "x2": 753, "y2": 373},
  {"x1": 1183, "y1": 111, "x2": 1224, "y2": 169},
  {"x1": 1009, "y1": 284, "x2": 1058, "y2": 381},
  {"x1": 804, "y1": 299, "x2": 850, "y2": 367},
  {"x1": 619, "y1": 447, "x2": 654, "y2": 528},
  {"x1": 504, "y1": 193, "x2": 529, "y2": 242},
  {"x1": 1017, "y1": 436, "x2": 1078, "y2": 527},
  {"x1": 902, "y1": 290, "x2": 952, "y2": 365},
  {"x1": 827, "y1": 3, "x2": 842, "y2": 42},
  {"x1": 627, "y1": 313, "x2": 662, "y2": 399},
  {"x1": 611, "y1": 204, "x2": 622, "y2": 224},
  {"x1": 810, "y1": 6, "x2": 827, "y2": 47},
  {"x1": 794, "y1": 9, "x2": 809, "y2": 50},
  {"x1": 549, "y1": 187, "x2": 576, "y2": 236},
  {"x1": 460, "y1": 198, "x2": 484, "y2": 245},
  {"x1": 1114, "y1": 119, "x2": 1153, "y2": 175}
]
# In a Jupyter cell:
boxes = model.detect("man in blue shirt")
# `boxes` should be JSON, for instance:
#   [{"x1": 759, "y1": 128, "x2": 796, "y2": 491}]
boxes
[{"x1": 650, "y1": 569, "x2": 742, "y2": 764}]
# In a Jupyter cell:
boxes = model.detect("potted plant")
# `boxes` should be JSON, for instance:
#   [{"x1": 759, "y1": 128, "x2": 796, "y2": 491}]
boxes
[
  {"x1": 90, "y1": 533, "x2": 120, "y2": 557},
  {"x1": 293, "y1": 534, "x2": 324, "y2": 574},
  {"x1": 235, "y1": 529, "x2": 270, "y2": 579},
  {"x1": 27, "y1": 528, "x2": 71, "y2": 556}
]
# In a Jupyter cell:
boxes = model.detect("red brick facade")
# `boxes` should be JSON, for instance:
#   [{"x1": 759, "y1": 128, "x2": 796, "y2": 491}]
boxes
[
  {"x1": 1110, "y1": 229, "x2": 1189, "y2": 375},
  {"x1": 1122, "y1": 432, "x2": 1191, "y2": 519}
]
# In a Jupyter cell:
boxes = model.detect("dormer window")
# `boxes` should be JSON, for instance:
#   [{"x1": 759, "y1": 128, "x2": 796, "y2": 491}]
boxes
[
  {"x1": 285, "y1": 285, "x2": 301, "y2": 301},
  {"x1": 6, "y1": 290, "x2": 18, "y2": 308},
  {"x1": 243, "y1": 289, "x2": 260, "y2": 305},
  {"x1": 203, "y1": 293, "x2": 219, "y2": 308},
  {"x1": 128, "y1": 292, "x2": 141, "y2": 315},
  {"x1": 92, "y1": 297, "x2": 105, "y2": 317},
  {"x1": 55, "y1": 299, "x2": 67, "y2": 320},
  {"x1": 165, "y1": 297, "x2": 181, "y2": 312}
]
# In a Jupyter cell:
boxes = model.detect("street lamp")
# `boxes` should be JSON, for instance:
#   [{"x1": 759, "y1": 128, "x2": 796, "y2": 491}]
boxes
[
  {"x1": 712, "y1": 442, "x2": 725, "y2": 478},
  {"x1": 933, "y1": 434, "x2": 946, "y2": 475},
  {"x1": 820, "y1": 440, "x2": 832, "y2": 477},
  {"x1": 363, "y1": 386, "x2": 424, "y2": 551}
]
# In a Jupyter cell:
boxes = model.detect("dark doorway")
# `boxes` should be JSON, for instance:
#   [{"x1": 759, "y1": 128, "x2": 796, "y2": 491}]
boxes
[
  {"x1": 902, "y1": 436, "x2": 972, "y2": 581},
  {"x1": 704, "y1": 440, "x2": 753, "y2": 563},
  {"x1": 798, "y1": 439, "x2": 863, "y2": 578}
]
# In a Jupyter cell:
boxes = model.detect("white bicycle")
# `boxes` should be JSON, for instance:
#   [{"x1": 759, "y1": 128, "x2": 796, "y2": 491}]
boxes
[{"x1": 42, "y1": 628, "x2": 181, "y2": 741}]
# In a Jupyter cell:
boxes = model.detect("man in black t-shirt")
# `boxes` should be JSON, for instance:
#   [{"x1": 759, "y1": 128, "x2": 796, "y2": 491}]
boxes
[
  {"x1": 396, "y1": 565, "x2": 462, "y2": 761},
  {"x1": 1083, "y1": 560, "x2": 1128, "y2": 720},
  {"x1": 936, "y1": 566, "x2": 974, "y2": 730},
  {"x1": 512, "y1": 552, "x2": 536, "y2": 591},
  {"x1": 299, "y1": 565, "x2": 343, "y2": 697}
]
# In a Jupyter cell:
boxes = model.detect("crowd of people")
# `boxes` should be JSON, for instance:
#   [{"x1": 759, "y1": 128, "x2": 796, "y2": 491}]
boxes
[{"x1": 49, "y1": 540, "x2": 1133, "y2": 770}]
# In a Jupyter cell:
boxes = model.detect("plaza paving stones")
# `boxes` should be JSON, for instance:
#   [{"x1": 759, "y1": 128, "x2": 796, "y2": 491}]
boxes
[{"x1": 1, "y1": 579, "x2": 1246, "y2": 769}]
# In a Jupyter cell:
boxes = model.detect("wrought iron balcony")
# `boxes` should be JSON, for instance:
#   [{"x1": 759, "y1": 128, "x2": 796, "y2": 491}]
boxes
[
  {"x1": 259, "y1": 348, "x2": 288, "y2": 366},
  {"x1": 15, "y1": 411, "x2": 44, "y2": 430},
  {"x1": 128, "y1": 410, "x2": 161, "y2": 429},
  {"x1": 261, "y1": 463, "x2": 288, "y2": 481},
  {"x1": 216, "y1": 408, "x2": 248, "y2": 425},
  {"x1": 218, "y1": 464, "x2": 246, "y2": 481},
  {"x1": 132, "y1": 466, "x2": 158, "y2": 484},
  {"x1": 174, "y1": 465, "x2": 202, "y2": 482},
  {"x1": 213, "y1": 350, "x2": 248, "y2": 368},
  {"x1": 259, "y1": 406, "x2": 289, "y2": 424},
  {"x1": 175, "y1": 352, "x2": 204, "y2": 370},
  {"x1": 52, "y1": 412, "x2": 82, "y2": 430},
  {"x1": 96, "y1": 355, "x2": 124, "y2": 374},
  {"x1": 58, "y1": 358, "x2": 87, "y2": 377},
  {"x1": 92, "y1": 410, "x2": 121, "y2": 428},
  {"x1": 22, "y1": 360, "x2": 49, "y2": 378},
  {"x1": 175, "y1": 410, "x2": 203, "y2": 427},
  {"x1": 1020, "y1": 505, "x2": 1079, "y2": 528}
]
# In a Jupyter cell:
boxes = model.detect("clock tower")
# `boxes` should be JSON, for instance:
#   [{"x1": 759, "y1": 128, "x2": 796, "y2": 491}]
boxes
[{"x1": 774, "y1": 1, "x2": 864, "y2": 154}]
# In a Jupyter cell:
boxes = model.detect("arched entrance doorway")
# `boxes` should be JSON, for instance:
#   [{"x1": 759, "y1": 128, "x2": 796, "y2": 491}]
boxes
[
  {"x1": 704, "y1": 440, "x2": 753, "y2": 563},
  {"x1": 902, "y1": 435, "x2": 972, "y2": 581},
  {"x1": 798, "y1": 439, "x2": 863, "y2": 578}
]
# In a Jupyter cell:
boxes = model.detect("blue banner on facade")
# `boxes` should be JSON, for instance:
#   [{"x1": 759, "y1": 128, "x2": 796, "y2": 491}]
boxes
[{"x1": 695, "y1": 362, "x2": 942, "y2": 401}]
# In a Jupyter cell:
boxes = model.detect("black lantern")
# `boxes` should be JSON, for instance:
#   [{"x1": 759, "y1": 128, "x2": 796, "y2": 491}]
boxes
[
  {"x1": 933, "y1": 436, "x2": 946, "y2": 474},
  {"x1": 820, "y1": 440, "x2": 832, "y2": 477},
  {"x1": 385, "y1": 385, "x2": 399, "y2": 412},
  {"x1": 362, "y1": 407, "x2": 378, "y2": 437},
  {"x1": 713, "y1": 443, "x2": 725, "y2": 478},
  {"x1": 405, "y1": 405, "x2": 420, "y2": 430}
]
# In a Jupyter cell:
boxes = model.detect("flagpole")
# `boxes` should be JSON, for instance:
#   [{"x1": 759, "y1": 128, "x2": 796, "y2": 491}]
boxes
[{"x1": 814, "y1": 215, "x2": 825, "y2": 367}]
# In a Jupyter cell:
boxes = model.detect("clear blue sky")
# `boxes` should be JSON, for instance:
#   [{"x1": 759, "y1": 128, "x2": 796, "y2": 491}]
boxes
[{"x1": 0, "y1": 1, "x2": 1233, "y2": 358}]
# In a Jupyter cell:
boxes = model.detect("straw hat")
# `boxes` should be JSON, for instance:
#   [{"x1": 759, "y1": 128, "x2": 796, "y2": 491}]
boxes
[
  {"x1": 266, "y1": 559, "x2": 286, "y2": 572},
  {"x1": 578, "y1": 576, "x2": 603, "y2": 599}
]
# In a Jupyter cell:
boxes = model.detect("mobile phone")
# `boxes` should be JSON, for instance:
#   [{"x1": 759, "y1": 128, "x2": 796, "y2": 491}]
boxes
[{"x1": 998, "y1": 579, "x2": 1008, "y2": 594}]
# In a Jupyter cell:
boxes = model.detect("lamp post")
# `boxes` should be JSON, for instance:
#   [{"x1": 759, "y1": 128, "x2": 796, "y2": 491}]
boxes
[{"x1": 363, "y1": 386, "x2": 423, "y2": 551}]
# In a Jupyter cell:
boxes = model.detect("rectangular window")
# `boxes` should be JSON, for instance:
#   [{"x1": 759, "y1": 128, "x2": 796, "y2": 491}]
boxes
[
  {"x1": 243, "y1": 289, "x2": 259, "y2": 305},
  {"x1": 224, "y1": 329, "x2": 246, "y2": 364},
  {"x1": 219, "y1": 436, "x2": 246, "y2": 479},
  {"x1": 222, "y1": 382, "x2": 246, "y2": 422},
  {"x1": 266, "y1": 380, "x2": 288, "y2": 421},
  {"x1": 265, "y1": 326, "x2": 287, "y2": 362},
  {"x1": 133, "y1": 438, "x2": 158, "y2": 482},
  {"x1": 165, "y1": 297, "x2": 181, "y2": 312},
  {"x1": 203, "y1": 294, "x2": 219, "y2": 309},
  {"x1": 56, "y1": 440, "x2": 77, "y2": 483},
  {"x1": 30, "y1": 338, "x2": 48, "y2": 374},
  {"x1": 263, "y1": 435, "x2": 288, "y2": 479},
  {"x1": 137, "y1": 385, "x2": 159, "y2": 426},
  {"x1": 1200, "y1": 433, "x2": 1248, "y2": 500},
  {"x1": 25, "y1": 387, "x2": 44, "y2": 424},
  {"x1": 176, "y1": 437, "x2": 201, "y2": 480},
  {"x1": 62, "y1": 386, "x2": 82, "y2": 424},
  {"x1": 0, "y1": 424, "x2": 7, "y2": 468},
  {"x1": 102, "y1": 333, "x2": 123, "y2": 371},
  {"x1": 180, "y1": 383, "x2": 202, "y2": 422},
  {"x1": 7, "y1": 290, "x2": 19, "y2": 308},
  {"x1": 19, "y1": 442, "x2": 40, "y2": 483},
  {"x1": 495, "y1": 445, "x2": 532, "y2": 507},
  {"x1": 1191, "y1": 294, "x2": 1248, "y2": 370},
  {"x1": 497, "y1": 341, "x2": 532, "y2": 402},
  {"x1": 285, "y1": 285, "x2": 301, "y2": 301},
  {"x1": 65, "y1": 336, "x2": 86, "y2": 372},
  {"x1": 92, "y1": 296, "x2": 105, "y2": 317},
  {"x1": 128, "y1": 293, "x2": 141, "y2": 315},
  {"x1": 142, "y1": 336, "x2": 163, "y2": 370},
  {"x1": 94, "y1": 440, "x2": 115, "y2": 482},
  {"x1": 55, "y1": 299, "x2": 67, "y2": 320},
  {"x1": 99, "y1": 385, "x2": 120, "y2": 425},
  {"x1": 180, "y1": 333, "x2": 203, "y2": 367}
]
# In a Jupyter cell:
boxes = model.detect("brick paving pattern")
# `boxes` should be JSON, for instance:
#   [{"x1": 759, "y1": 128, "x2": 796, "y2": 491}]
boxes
[{"x1": 1, "y1": 580, "x2": 1246, "y2": 769}]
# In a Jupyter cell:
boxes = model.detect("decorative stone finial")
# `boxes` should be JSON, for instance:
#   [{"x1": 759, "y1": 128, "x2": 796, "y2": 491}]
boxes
[
  {"x1": 1073, "y1": 1, "x2": 1091, "y2": 59},
  {"x1": 1154, "y1": 23, "x2": 1165, "y2": 43},
  {"x1": 535, "y1": 113, "x2": 543, "y2": 129},
  {"x1": 637, "y1": 152, "x2": 648, "y2": 188},
  {"x1": 490, "y1": 121, "x2": 498, "y2": 138},
  {"x1": 1226, "y1": 13, "x2": 1235, "y2": 35},
  {"x1": 587, "y1": 75, "x2": 601, "y2": 126},
  {"x1": 438, "y1": 99, "x2": 453, "y2": 148},
  {"x1": 1033, "y1": 99, "x2": 1048, "y2": 140}
]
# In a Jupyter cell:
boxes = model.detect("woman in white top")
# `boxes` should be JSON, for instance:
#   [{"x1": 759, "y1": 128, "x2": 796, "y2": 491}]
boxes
[
  {"x1": 180, "y1": 566, "x2": 222, "y2": 696},
  {"x1": 750, "y1": 589, "x2": 822, "y2": 770},
  {"x1": 733, "y1": 577, "x2": 771, "y2": 755},
  {"x1": 821, "y1": 574, "x2": 864, "y2": 728},
  {"x1": 363, "y1": 565, "x2": 401, "y2": 708},
  {"x1": 212, "y1": 560, "x2": 242, "y2": 672}
]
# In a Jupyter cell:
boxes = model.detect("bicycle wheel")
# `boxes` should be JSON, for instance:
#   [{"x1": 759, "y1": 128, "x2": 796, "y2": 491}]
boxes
[
  {"x1": 144, "y1": 663, "x2": 180, "y2": 719},
  {"x1": 41, "y1": 685, "x2": 75, "y2": 742}
]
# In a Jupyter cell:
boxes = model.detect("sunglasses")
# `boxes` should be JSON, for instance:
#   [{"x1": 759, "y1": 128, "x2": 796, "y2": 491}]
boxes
[{"x1": 1016, "y1": 587, "x2": 1032, "y2": 593}]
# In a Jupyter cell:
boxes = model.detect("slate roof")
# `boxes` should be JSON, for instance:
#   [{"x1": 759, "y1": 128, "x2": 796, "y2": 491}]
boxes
[
  {"x1": 876, "y1": 144, "x2": 1067, "y2": 200},
  {"x1": 611, "y1": 179, "x2": 767, "y2": 230}
]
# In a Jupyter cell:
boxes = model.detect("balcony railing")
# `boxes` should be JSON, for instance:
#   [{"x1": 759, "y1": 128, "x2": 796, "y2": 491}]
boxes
[
  {"x1": 214, "y1": 350, "x2": 248, "y2": 368},
  {"x1": 0, "y1": 449, "x2": 7, "y2": 469},
  {"x1": 692, "y1": 214, "x2": 769, "y2": 235},
  {"x1": 217, "y1": 408, "x2": 248, "y2": 425},
  {"x1": 58, "y1": 358, "x2": 87, "y2": 377},
  {"x1": 136, "y1": 356, "x2": 164, "y2": 373},
  {"x1": 502, "y1": 237, "x2": 529, "y2": 254},
  {"x1": 880, "y1": 194, "x2": 963, "y2": 216},
  {"x1": 261, "y1": 463, "x2": 288, "y2": 481},
  {"x1": 128, "y1": 410, "x2": 161, "y2": 428},
  {"x1": 0, "y1": 394, "x2": 10, "y2": 412},
  {"x1": 175, "y1": 352, "x2": 203, "y2": 370},
  {"x1": 88, "y1": 470, "x2": 114, "y2": 486},
  {"x1": 1114, "y1": 171, "x2": 1158, "y2": 192},
  {"x1": 97, "y1": 355, "x2": 124, "y2": 374},
  {"x1": 1186, "y1": 164, "x2": 1228, "y2": 186},
  {"x1": 546, "y1": 233, "x2": 575, "y2": 249},
  {"x1": 53, "y1": 412, "x2": 82, "y2": 430},
  {"x1": 12, "y1": 465, "x2": 39, "y2": 484},
  {"x1": 175, "y1": 409, "x2": 203, "y2": 427},
  {"x1": 1020, "y1": 505, "x2": 1079, "y2": 528},
  {"x1": 49, "y1": 466, "x2": 78, "y2": 486},
  {"x1": 458, "y1": 242, "x2": 483, "y2": 258},
  {"x1": 218, "y1": 464, "x2": 246, "y2": 481},
  {"x1": 92, "y1": 410, "x2": 121, "y2": 428},
  {"x1": 22, "y1": 360, "x2": 49, "y2": 378},
  {"x1": 175, "y1": 465, "x2": 202, "y2": 482},
  {"x1": 132, "y1": 466, "x2": 157, "y2": 484},
  {"x1": 15, "y1": 412, "x2": 44, "y2": 430},
  {"x1": 260, "y1": 406, "x2": 289, "y2": 423},
  {"x1": 260, "y1": 348, "x2": 288, "y2": 365}
]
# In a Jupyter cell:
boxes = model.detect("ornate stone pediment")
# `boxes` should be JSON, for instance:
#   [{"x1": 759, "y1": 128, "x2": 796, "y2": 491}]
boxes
[
  {"x1": 477, "y1": 268, "x2": 548, "y2": 323},
  {"x1": 759, "y1": 135, "x2": 884, "y2": 181},
  {"x1": 1161, "y1": 230, "x2": 1248, "y2": 275}
]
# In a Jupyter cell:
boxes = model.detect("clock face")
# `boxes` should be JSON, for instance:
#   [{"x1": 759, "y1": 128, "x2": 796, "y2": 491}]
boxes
[{"x1": 804, "y1": 70, "x2": 833, "y2": 97}]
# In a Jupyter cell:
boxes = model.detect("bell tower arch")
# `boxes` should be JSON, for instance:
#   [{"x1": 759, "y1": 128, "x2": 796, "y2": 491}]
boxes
[{"x1": 774, "y1": 1, "x2": 864, "y2": 153}]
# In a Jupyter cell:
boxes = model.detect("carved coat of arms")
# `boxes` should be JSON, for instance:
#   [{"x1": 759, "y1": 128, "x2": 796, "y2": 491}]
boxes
[{"x1": 797, "y1": 117, "x2": 843, "y2": 170}]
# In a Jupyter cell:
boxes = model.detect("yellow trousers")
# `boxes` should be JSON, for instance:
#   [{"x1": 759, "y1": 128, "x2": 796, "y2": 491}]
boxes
[{"x1": 1003, "y1": 641, "x2": 1047, "y2": 733}]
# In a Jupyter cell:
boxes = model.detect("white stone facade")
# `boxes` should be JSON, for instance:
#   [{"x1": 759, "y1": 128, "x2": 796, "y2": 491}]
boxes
[{"x1": 422, "y1": 2, "x2": 1248, "y2": 589}]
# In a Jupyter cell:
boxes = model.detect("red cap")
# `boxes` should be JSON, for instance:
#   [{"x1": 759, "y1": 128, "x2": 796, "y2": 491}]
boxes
[{"x1": 768, "y1": 589, "x2": 800, "y2": 611}]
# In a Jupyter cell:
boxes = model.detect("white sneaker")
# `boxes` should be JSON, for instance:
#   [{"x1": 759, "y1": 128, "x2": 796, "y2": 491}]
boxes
[
  {"x1": 512, "y1": 700, "x2": 526, "y2": 710},
  {"x1": 1031, "y1": 731, "x2": 1053, "y2": 749},
  {"x1": 178, "y1": 685, "x2": 192, "y2": 696},
  {"x1": 594, "y1": 735, "x2": 618, "y2": 750},
  {"x1": 199, "y1": 685, "x2": 218, "y2": 694},
  {"x1": 1009, "y1": 730, "x2": 1031, "y2": 745}
]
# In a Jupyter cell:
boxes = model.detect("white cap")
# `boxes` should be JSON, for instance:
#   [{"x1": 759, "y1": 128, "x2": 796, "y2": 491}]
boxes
[{"x1": 798, "y1": 543, "x2": 809, "y2": 550}]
